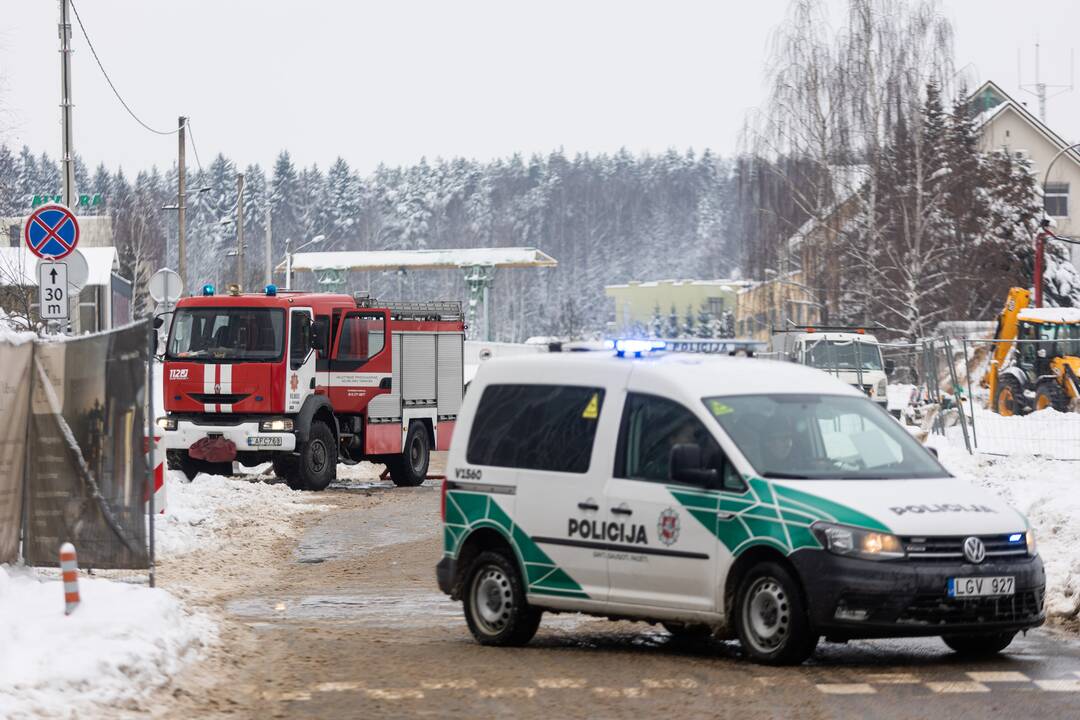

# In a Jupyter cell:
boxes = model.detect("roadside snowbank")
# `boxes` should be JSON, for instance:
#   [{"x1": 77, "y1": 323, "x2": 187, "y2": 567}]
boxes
[
  {"x1": 929, "y1": 438, "x2": 1080, "y2": 619},
  {"x1": 0, "y1": 566, "x2": 213, "y2": 718},
  {"x1": 156, "y1": 470, "x2": 328, "y2": 559}
]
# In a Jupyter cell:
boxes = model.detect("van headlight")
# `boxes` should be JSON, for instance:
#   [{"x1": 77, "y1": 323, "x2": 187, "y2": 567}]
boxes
[
  {"x1": 811, "y1": 522, "x2": 905, "y2": 560},
  {"x1": 1027, "y1": 529, "x2": 1037, "y2": 557},
  {"x1": 259, "y1": 418, "x2": 294, "y2": 432},
  {"x1": 876, "y1": 378, "x2": 887, "y2": 397},
  {"x1": 156, "y1": 416, "x2": 177, "y2": 431}
]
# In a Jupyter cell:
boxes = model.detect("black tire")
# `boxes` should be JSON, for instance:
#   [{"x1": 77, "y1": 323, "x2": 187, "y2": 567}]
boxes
[
  {"x1": 272, "y1": 455, "x2": 300, "y2": 485},
  {"x1": 462, "y1": 550, "x2": 541, "y2": 646},
  {"x1": 1035, "y1": 380, "x2": 1070, "y2": 413},
  {"x1": 734, "y1": 561, "x2": 817, "y2": 665},
  {"x1": 388, "y1": 421, "x2": 430, "y2": 487},
  {"x1": 177, "y1": 452, "x2": 232, "y2": 481},
  {"x1": 942, "y1": 632, "x2": 1017, "y2": 656},
  {"x1": 662, "y1": 622, "x2": 713, "y2": 643},
  {"x1": 292, "y1": 421, "x2": 336, "y2": 491},
  {"x1": 994, "y1": 375, "x2": 1025, "y2": 417}
]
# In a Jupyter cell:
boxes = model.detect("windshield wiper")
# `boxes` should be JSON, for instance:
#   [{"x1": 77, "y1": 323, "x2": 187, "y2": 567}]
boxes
[{"x1": 762, "y1": 471, "x2": 813, "y2": 479}]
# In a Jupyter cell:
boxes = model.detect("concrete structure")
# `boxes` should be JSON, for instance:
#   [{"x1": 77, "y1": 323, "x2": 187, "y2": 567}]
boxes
[
  {"x1": 604, "y1": 279, "x2": 749, "y2": 333},
  {"x1": 972, "y1": 80, "x2": 1080, "y2": 266},
  {"x1": 734, "y1": 270, "x2": 823, "y2": 343}
]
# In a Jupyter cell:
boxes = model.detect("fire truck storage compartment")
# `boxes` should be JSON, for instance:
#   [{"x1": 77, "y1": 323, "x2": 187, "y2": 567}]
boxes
[{"x1": 366, "y1": 331, "x2": 463, "y2": 420}]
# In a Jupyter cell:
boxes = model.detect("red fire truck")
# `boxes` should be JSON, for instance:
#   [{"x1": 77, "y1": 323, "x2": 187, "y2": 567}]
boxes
[{"x1": 157, "y1": 285, "x2": 464, "y2": 490}]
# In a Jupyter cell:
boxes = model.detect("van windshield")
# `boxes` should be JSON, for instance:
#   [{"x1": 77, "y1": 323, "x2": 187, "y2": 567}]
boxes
[
  {"x1": 703, "y1": 394, "x2": 948, "y2": 480},
  {"x1": 167, "y1": 307, "x2": 285, "y2": 362},
  {"x1": 804, "y1": 339, "x2": 883, "y2": 372}
]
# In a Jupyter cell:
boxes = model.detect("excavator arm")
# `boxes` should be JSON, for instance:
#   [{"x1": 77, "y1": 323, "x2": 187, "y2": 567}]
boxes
[{"x1": 984, "y1": 287, "x2": 1031, "y2": 402}]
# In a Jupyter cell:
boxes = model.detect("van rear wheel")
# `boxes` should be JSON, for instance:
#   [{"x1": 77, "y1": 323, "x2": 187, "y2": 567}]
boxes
[
  {"x1": 462, "y1": 550, "x2": 541, "y2": 646},
  {"x1": 389, "y1": 421, "x2": 429, "y2": 487}
]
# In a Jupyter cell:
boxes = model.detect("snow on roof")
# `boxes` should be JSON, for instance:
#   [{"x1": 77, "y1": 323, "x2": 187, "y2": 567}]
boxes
[
  {"x1": 0, "y1": 246, "x2": 119, "y2": 288},
  {"x1": 604, "y1": 278, "x2": 751, "y2": 291},
  {"x1": 281, "y1": 247, "x2": 557, "y2": 273},
  {"x1": 1017, "y1": 306, "x2": 1080, "y2": 323}
]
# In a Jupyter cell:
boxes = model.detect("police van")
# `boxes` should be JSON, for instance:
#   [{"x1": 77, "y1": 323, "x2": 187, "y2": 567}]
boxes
[{"x1": 435, "y1": 341, "x2": 1044, "y2": 665}]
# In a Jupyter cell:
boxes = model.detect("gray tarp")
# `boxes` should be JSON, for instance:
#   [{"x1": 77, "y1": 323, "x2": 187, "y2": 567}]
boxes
[
  {"x1": 24, "y1": 322, "x2": 151, "y2": 568},
  {"x1": 0, "y1": 340, "x2": 33, "y2": 563}
]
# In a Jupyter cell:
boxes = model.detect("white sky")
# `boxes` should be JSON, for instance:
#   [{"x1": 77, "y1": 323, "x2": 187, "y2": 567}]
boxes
[{"x1": 2, "y1": 0, "x2": 1080, "y2": 175}]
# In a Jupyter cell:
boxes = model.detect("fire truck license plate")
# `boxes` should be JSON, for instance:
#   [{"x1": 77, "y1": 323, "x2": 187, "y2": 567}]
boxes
[{"x1": 247, "y1": 437, "x2": 283, "y2": 447}]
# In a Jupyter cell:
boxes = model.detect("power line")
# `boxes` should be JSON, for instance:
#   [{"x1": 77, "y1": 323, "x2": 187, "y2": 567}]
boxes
[
  {"x1": 68, "y1": 0, "x2": 178, "y2": 136},
  {"x1": 184, "y1": 118, "x2": 206, "y2": 174}
]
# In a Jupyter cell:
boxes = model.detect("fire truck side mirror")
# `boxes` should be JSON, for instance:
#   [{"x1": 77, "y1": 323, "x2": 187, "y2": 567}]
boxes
[{"x1": 311, "y1": 318, "x2": 330, "y2": 353}]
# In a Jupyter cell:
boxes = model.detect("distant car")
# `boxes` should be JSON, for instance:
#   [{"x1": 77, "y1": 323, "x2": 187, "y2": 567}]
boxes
[{"x1": 436, "y1": 342, "x2": 1044, "y2": 665}]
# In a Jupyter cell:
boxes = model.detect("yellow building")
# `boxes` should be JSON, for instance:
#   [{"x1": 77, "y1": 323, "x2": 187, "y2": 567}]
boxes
[
  {"x1": 605, "y1": 279, "x2": 749, "y2": 334},
  {"x1": 735, "y1": 271, "x2": 823, "y2": 343}
]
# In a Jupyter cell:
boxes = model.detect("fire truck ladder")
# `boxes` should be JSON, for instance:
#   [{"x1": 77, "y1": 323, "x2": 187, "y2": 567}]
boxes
[{"x1": 354, "y1": 295, "x2": 464, "y2": 321}]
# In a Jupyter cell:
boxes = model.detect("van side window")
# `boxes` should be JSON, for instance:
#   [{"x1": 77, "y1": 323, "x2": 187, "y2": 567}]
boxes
[
  {"x1": 617, "y1": 393, "x2": 740, "y2": 490},
  {"x1": 466, "y1": 384, "x2": 604, "y2": 473}
]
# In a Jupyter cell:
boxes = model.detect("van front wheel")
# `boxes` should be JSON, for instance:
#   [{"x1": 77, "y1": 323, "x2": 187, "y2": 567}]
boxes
[{"x1": 734, "y1": 561, "x2": 817, "y2": 665}]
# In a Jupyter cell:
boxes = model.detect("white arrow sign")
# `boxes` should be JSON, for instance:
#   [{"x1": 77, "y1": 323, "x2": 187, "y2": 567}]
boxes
[{"x1": 38, "y1": 262, "x2": 69, "y2": 321}]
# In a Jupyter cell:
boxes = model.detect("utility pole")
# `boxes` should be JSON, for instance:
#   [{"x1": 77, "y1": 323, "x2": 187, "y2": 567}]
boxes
[
  {"x1": 264, "y1": 206, "x2": 272, "y2": 287},
  {"x1": 58, "y1": 0, "x2": 75, "y2": 209},
  {"x1": 177, "y1": 116, "x2": 187, "y2": 293},
  {"x1": 236, "y1": 173, "x2": 245, "y2": 290}
]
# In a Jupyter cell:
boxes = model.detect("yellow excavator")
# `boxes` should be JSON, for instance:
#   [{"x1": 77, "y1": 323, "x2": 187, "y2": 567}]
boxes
[{"x1": 984, "y1": 287, "x2": 1080, "y2": 415}]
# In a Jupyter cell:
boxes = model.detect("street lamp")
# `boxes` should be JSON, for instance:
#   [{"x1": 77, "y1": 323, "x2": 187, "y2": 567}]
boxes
[{"x1": 284, "y1": 234, "x2": 325, "y2": 290}]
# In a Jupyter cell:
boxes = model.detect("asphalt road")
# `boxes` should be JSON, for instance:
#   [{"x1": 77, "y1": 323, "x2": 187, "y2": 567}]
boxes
[{"x1": 181, "y1": 457, "x2": 1080, "y2": 720}]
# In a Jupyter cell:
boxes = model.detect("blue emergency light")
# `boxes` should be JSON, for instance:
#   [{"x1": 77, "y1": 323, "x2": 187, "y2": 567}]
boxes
[
  {"x1": 202, "y1": 284, "x2": 215, "y2": 296},
  {"x1": 612, "y1": 339, "x2": 666, "y2": 358},
  {"x1": 1009, "y1": 533, "x2": 1023, "y2": 543},
  {"x1": 265, "y1": 284, "x2": 278, "y2": 296}
]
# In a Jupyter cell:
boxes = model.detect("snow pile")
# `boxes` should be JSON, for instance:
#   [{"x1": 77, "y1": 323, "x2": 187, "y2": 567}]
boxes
[
  {"x1": 156, "y1": 470, "x2": 327, "y2": 558},
  {"x1": 930, "y1": 438, "x2": 1080, "y2": 619},
  {"x1": 959, "y1": 405, "x2": 1080, "y2": 460},
  {"x1": 0, "y1": 566, "x2": 213, "y2": 718}
]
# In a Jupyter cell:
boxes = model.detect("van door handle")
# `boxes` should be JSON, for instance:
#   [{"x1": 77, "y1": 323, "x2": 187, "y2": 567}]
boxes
[
  {"x1": 611, "y1": 506, "x2": 633, "y2": 516},
  {"x1": 577, "y1": 501, "x2": 599, "y2": 511}
]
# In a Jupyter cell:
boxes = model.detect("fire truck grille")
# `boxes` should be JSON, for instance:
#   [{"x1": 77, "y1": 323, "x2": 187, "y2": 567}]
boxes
[{"x1": 188, "y1": 393, "x2": 251, "y2": 405}]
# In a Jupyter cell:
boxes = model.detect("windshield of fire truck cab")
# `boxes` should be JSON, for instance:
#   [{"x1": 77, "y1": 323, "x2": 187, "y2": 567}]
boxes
[{"x1": 167, "y1": 308, "x2": 285, "y2": 362}]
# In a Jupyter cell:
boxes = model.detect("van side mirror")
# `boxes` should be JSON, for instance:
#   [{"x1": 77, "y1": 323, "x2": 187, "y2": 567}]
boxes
[
  {"x1": 670, "y1": 444, "x2": 719, "y2": 488},
  {"x1": 885, "y1": 358, "x2": 896, "y2": 376},
  {"x1": 311, "y1": 318, "x2": 329, "y2": 352},
  {"x1": 926, "y1": 446, "x2": 939, "y2": 459}
]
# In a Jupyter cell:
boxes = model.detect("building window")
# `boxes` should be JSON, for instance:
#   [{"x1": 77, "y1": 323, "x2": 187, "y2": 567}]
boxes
[
  {"x1": 1046, "y1": 182, "x2": 1069, "y2": 217},
  {"x1": 707, "y1": 297, "x2": 725, "y2": 316}
]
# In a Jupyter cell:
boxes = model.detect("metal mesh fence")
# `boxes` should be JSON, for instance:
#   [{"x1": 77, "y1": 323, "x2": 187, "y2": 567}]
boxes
[{"x1": 22, "y1": 321, "x2": 156, "y2": 571}]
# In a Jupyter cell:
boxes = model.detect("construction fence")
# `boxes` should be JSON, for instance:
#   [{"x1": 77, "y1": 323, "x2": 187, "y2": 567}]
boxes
[
  {"x1": 0, "y1": 320, "x2": 157, "y2": 578},
  {"x1": 887, "y1": 337, "x2": 1080, "y2": 461}
]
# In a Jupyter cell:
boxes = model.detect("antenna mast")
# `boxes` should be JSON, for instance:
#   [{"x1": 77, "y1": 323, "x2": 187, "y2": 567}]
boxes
[{"x1": 1019, "y1": 41, "x2": 1074, "y2": 122}]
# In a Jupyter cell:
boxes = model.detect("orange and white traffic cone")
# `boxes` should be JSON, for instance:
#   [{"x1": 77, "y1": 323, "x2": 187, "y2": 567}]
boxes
[{"x1": 60, "y1": 542, "x2": 80, "y2": 615}]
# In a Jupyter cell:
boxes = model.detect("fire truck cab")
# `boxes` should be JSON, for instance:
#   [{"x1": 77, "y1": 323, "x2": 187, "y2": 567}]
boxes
[{"x1": 158, "y1": 285, "x2": 464, "y2": 490}]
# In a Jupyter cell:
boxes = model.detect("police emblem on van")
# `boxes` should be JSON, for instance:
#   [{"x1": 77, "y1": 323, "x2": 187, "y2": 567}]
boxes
[{"x1": 658, "y1": 508, "x2": 680, "y2": 546}]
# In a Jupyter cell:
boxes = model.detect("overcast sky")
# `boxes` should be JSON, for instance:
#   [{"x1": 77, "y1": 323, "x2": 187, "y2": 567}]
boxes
[{"x1": 2, "y1": 0, "x2": 1080, "y2": 176}]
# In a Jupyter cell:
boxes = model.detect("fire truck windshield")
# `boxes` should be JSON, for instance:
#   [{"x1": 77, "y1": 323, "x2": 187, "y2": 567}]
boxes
[{"x1": 167, "y1": 307, "x2": 285, "y2": 362}]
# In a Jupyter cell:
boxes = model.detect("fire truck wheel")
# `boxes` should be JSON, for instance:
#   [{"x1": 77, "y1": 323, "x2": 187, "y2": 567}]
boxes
[
  {"x1": 295, "y1": 421, "x2": 337, "y2": 492},
  {"x1": 389, "y1": 421, "x2": 430, "y2": 487},
  {"x1": 272, "y1": 455, "x2": 300, "y2": 485}
]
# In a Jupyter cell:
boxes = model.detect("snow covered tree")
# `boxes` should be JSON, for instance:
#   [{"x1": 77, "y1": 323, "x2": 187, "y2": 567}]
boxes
[
  {"x1": 696, "y1": 304, "x2": 714, "y2": 338},
  {"x1": 649, "y1": 303, "x2": 664, "y2": 338},
  {"x1": 666, "y1": 305, "x2": 680, "y2": 338}
]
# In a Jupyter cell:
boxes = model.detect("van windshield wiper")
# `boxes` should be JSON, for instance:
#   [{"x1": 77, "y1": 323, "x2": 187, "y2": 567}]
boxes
[{"x1": 762, "y1": 471, "x2": 813, "y2": 479}]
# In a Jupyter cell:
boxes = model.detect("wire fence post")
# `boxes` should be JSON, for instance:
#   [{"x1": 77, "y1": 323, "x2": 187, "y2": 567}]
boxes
[
  {"x1": 146, "y1": 322, "x2": 155, "y2": 589},
  {"x1": 944, "y1": 336, "x2": 972, "y2": 453},
  {"x1": 961, "y1": 338, "x2": 978, "y2": 451}
]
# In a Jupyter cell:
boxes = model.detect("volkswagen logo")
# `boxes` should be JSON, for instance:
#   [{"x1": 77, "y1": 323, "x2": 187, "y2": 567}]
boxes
[{"x1": 963, "y1": 536, "x2": 986, "y2": 564}]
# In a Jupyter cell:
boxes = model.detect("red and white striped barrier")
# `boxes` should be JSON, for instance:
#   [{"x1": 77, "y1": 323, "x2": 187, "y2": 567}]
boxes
[
  {"x1": 143, "y1": 433, "x2": 166, "y2": 514},
  {"x1": 60, "y1": 542, "x2": 79, "y2": 615}
]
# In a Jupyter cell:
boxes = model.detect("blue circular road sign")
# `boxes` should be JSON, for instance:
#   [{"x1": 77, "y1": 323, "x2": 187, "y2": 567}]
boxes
[{"x1": 24, "y1": 203, "x2": 80, "y2": 260}]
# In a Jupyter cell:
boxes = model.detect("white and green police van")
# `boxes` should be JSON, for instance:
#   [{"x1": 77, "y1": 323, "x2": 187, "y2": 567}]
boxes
[{"x1": 436, "y1": 341, "x2": 1044, "y2": 665}]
